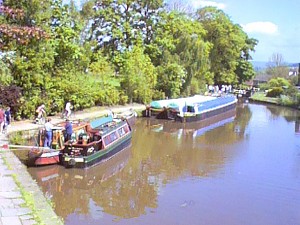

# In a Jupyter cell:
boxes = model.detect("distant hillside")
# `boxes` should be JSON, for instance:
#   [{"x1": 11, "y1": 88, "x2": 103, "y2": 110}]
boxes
[
  {"x1": 251, "y1": 61, "x2": 299, "y2": 71},
  {"x1": 251, "y1": 61, "x2": 268, "y2": 70}
]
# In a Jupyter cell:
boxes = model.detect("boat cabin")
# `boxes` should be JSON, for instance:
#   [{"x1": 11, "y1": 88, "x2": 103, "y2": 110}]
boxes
[{"x1": 63, "y1": 117, "x2": 131, "y2": 157}]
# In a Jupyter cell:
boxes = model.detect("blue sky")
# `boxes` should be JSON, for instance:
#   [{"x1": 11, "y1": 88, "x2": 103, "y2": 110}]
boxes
[{"x1": 186, "y1": 0, "x2": 300, "y2": 63}]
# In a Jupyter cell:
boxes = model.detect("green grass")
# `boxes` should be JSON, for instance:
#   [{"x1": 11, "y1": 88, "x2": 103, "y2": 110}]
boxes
[{"x1": 250, "y1": 92, "x2": 279, "y2": 104}]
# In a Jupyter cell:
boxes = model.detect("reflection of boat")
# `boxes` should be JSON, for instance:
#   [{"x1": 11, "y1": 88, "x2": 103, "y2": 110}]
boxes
[
  {"x1": 145, "y1": 95, "x2": 237, "y2": 122},
  {"x1": 28, "y1": 145, "x2": 131, "y2": 190},
  {"x1": 27, "y1": 120, "x2": 88, "y2": 166},
  {"x1": 61, "y1": 115, "x2": 132, "y2": 168},
  {"x1": 157, "y1": 109, "x2": 236, "y2": 138}
]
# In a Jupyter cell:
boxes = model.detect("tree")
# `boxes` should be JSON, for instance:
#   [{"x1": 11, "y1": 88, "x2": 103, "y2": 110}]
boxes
[
  {"x1": 151, "y1": 12, "x2": 211, "y2": 96},
  {"x1": 120, "y1": 45, "x2": 157, "y2": 103},
  {"x1": 0, "y1": 4, "x2": 49, "y2": 50},
  {"x1": 157, "y1": 63, "x2": 186, "y2": 98},
  {"x1": 90, "y1": 0, "x2": 164, "y2": 60},
  {"x1": 266, "y1": 53, "x2": 289, "y2": 78},
  {"x1": 196, "y1": 7, "x2": 256, "y2": 85}
]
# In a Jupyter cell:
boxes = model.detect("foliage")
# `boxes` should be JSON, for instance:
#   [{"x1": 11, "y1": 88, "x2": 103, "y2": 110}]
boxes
[
  {"x1": 0, "y1": 2, "x2": 49, "y2": 50},
  {"x1": 0, "y1": 58, "x2": 13, "y2": 85},
  {"x1": 278, "y1": 95, "x2": 294, "y2": 106},
  {"x1": 0, "y1": 0, "x2": 262, "y2": 118},
  {"x1": 266, "y1": 87, "x2": 283, "y2": 98},
  {"x1": 268, "y1": 77, "x2": 290, "y2": 88},
  {"x1": 196, "y1": 7, "x2": 256, "y2": 85},
  {"x1": 120, "y1": 45, "x2": 157, "y2": 104},
  {"x1": 156, "y1": 63, "x2": 186, "y2": 98},
  {"x1": 0, "y1": 84, "x2": 22, "y2": 116}
]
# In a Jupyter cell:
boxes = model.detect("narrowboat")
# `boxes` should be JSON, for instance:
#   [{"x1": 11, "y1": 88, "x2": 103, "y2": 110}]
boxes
[
  {"x1": 144, "y1": 95, "x2": 216, "y2": 119},
  {"x1": 113, "y1": 108, "x2": 137, "y2": 127},
  {"x1": 145, "y1": 95, "x2": 237, "y2": 123},
  {"x1": 61, "y1": 115, "x2": 132, "y2": 168},
  {"x1": 175, "y1": 95, "x2": 237, "y2": 123}
]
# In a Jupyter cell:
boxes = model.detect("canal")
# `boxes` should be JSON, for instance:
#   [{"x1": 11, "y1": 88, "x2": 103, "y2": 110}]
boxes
[{"x1": 25, "y1": 103, "x2": 300, "y2": 225}]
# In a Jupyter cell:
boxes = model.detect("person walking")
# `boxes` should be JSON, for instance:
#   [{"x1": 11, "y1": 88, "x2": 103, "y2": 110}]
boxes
[
  {"x1": 65, "y1": 101, "x2": 72, "y2": 118},
  {"x1": 36, "y1": 104, "x2": 46, "y2": 121}
]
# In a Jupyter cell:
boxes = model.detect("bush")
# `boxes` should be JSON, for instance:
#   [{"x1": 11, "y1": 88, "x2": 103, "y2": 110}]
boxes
[
  {"x1": 258, "y1": 83, "x2": 270, "y2": 91},
  {"x1": 278, "y1": 95, "x2": 294, "y2": 106},
  {"x1": 266, "y1": 87, "x2": 283, "y2": 97}
]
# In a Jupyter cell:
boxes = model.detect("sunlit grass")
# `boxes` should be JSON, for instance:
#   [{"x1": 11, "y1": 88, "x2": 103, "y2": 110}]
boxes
[{"x1": 250, "y1": 92, "x2": 279, "y2": 104}]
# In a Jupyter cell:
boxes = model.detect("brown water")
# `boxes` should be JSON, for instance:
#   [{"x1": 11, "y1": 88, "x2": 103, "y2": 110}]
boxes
[{"x1": 27, "y1": 103, "x2": 300, "y2": 225}]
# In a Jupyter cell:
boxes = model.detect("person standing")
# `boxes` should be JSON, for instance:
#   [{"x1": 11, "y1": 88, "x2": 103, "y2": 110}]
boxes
[
  {"x1": 0, "y1": 107, "x2": 4, "y2": 134},
  {"x1": 4, "y1": 107, "x2": 11, "y2": 127},
  {"x1": 64, "y1": 119, "x2": 73, "y2": 142},
  {"x1": 44, "y1": 118, "x2": 54, "y2": 148}
]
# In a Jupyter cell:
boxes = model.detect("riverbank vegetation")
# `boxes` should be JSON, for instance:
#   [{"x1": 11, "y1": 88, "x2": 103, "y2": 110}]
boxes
[
  {"x1": 250, "y1": 76, "x2": 300, "y2": 108},
  {"x1": 0, "y1": 0, "x2": 257, "y2": 119}
]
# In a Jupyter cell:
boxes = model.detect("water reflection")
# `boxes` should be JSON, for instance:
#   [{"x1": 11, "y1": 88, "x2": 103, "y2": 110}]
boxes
[{"x1": 25, "y1": 103, "x2": 300, "y2": 225}]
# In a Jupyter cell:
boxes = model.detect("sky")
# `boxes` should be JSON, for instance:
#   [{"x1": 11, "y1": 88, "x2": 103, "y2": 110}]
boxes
[{"x1": 185, "y1": 0, "x2": 300, "y2": 63}]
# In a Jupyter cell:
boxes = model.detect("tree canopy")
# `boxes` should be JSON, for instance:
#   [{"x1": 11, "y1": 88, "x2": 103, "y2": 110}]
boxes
[{"x1": 0, "y1": 1, "x2": 257, "y2": 119}]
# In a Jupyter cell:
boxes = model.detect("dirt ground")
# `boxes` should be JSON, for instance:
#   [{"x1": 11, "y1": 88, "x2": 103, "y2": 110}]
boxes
[{"x1": 5, "y1": 103, "x2": 146, "y2": 134}]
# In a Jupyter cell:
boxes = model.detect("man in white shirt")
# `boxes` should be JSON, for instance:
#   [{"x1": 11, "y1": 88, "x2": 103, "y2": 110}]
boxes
[
  {"x1": 65, "y1": 101, "x2": 72, "y2": 118},
  {"x1": 44, "y1": 118, "x2": 54, "y2": 148}
]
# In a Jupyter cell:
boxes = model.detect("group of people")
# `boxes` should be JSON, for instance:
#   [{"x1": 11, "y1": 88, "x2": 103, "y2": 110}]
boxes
[
  {"x1": 41, "y1": 101, "x2": 73, "y2": 148},
  {"x1": 36, "y1": 101, "x2": 72, "y2": 120},
  {"x1": 39, "y1": 101, "x2": 73, "y2": 148},
  {"x1": 43, "y1": 118, "x2": 73, "y2": 148},
  {"x1": 0, "y1": 107, "x2": 11, "y2": 134}
]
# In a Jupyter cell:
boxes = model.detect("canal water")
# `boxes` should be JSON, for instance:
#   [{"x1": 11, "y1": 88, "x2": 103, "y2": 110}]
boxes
[{"x1": 26, "y1": 103, "x2": 300, "y2": 225}]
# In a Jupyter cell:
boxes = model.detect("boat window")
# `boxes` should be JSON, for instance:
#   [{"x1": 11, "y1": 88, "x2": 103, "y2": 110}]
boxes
[
  {"x1": 123, "y1": 125, "x2": 129, "y2": 133},
  {"x1": 118, "y1": 127, "x2": 126, "y2": 136},
  {"x1": 110, "y1": 131, "x2": 118, "y2": 142},
  {"x1": 187, "y1": 106, "x2": 195, "y2": 113},
  {"x1": 103, "y1": 136, "x2": 110, "y2": 145},
  {"x1": 103, "y1": 131, "x2": 118, "y2": 145}
]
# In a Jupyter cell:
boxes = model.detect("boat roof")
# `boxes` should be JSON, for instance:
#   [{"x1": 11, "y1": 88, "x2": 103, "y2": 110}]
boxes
[
  {"x1": 92, "y1": 118, "x2": 129, "y2": 136},
  {"x1": 150, "y1": 95, "x2": 216, "y2": 109},
  {"x1": 90, "y1": 115, "x2": 114, "y2": 129}
]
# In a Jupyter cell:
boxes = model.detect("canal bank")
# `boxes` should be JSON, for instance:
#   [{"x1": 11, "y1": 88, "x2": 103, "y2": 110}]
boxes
[{"x1": 0, "y1": 104, "x2": 145, "y2": 225}]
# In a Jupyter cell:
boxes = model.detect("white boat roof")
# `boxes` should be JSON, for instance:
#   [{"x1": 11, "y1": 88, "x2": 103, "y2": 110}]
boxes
[{"x1": 150, "y1": 95, "x2": 216, "y2": 109}]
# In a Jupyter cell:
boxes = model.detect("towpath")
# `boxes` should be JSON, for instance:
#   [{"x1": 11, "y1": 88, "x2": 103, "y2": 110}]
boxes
[{"x1": 0, "y1": 104, "x2": 145, "y2": 225}]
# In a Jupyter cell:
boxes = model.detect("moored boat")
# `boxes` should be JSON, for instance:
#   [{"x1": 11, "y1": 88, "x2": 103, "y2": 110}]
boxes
[
  {"x1": 113, "y1": 108, "x2": 137, "y2": 127},
  {"x1": 144, "y1": 95, "x2": 237, "y2": 122},
  {"x1": 175, "y1": 95, "x2": 237, "y2": 123},
  {"x1": 61, "y1": 115, "x2": 132, "y2": 168}
]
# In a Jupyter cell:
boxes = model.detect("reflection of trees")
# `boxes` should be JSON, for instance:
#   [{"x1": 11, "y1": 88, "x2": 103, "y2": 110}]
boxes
[
  {"x1": 266, "y1": 105, "x2": 299, "y2": 122},
  {"x1": 27, "y1": 108, "x2": 252, "y2": 221}
]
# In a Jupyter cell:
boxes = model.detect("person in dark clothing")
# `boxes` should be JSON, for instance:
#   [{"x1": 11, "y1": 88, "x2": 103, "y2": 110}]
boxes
[
  {"x1": 64, "y1": 119, "x2": 73, "y2": 142},
  {"x1": 4, "y1": 107, "x2": 11, "y2": 126}
]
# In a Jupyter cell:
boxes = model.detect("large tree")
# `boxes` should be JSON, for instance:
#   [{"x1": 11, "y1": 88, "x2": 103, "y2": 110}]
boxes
[{"x1": 196, "y1": 6, "x2": 256, "y2": 85}]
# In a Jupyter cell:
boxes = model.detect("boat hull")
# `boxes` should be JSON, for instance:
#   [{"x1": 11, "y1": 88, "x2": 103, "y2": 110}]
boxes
[
  {"x1": 175, "y1": 100, "x2": 237, "y2": 123},
  {"x1": 28, "y1": 150, "x2": 61, "y2": 166},
  {"x1": 61, "y1": 135, "x2": 132, "y2": 168}
]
